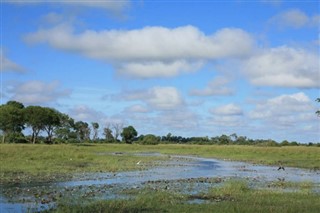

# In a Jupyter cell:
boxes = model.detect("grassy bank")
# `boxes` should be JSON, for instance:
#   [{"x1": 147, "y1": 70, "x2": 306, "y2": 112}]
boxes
[
  {"x1": 156, "y1": 144, "x2": 320, "y2": 169},
  {"x1": 49, "y1": 180, "x2": 320, "y2": 213},
  {"x1": 1, "y1": 143, "x2": 319, "y2": 184}
]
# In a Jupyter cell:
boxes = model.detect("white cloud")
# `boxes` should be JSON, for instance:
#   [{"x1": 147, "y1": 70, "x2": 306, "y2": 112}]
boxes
[
  {"x1": 67, "y1": 105, "x2": 129, "y2": 131},
  {"x1": 210, "y1": 103, "x2": 243, "y2": 116},
  {"x1": 6, "y1": 80, "x2": 71, "y2": 104},
  {"x1": 206, "y1": 115, "x2": 243, "y2": 128},
  {"x1": 25, "y1": 25, "x2": 254, "y2": 61},
  {"x1": 190, "y1": 76, "x2": 234, "y2": 96},
  {"x1": 119, "y1": 86, "x2": 184, "y2": 110},
  {"x1": 68, "y1": 105, "x2": 106, "y2": 123},
  {"x1": 157, "y1": 109, "x2": 199, "y2": 132},
  {"x1": 0, "y1": 50, "x2": 25, "y2": 73},
  {"x1": 205, "y1": 103, "x2": 244, "y2": 128},
  {"x1": 249, "y1": 92, "x2": 316, "y2": 127},
  {"x1": 310, "y1": 15, "x2": 320, "y2": 27},
  {"x1": 147, "y1": 87, "x2": 184, "y2": 110},
  {"x1": 24, "y1": 25, "x2": 254, "y2": 78},
  {"x1": 124, "y1": 104, "x2": 149, "y2": 113},
  {"x1": 118, "y1": 60, "x2": 203, "y2": 78},
  {"x1": 243, "y1": 46, "x2": 319, "y2": 88},
  {"x1": 269, "y1": 9, "x2": 319, "y2": 29}
]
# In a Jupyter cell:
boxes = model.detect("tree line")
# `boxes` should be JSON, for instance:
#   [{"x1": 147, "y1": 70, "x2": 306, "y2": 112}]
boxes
[
  {"x1": 0, "y1": 101, "x2": 137, "y2": 144},
  {"x1": 0, "y1": 100, "x2": 319, "y2": 146}
]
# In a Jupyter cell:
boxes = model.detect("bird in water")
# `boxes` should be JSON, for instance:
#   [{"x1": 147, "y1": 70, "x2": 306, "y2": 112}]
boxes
[
  {"x1": 277, "y1": 161, "x2": 285, "y2": 171},
  {"x1": 136, "y1": 160, "x2": 141, "y2": 165}
]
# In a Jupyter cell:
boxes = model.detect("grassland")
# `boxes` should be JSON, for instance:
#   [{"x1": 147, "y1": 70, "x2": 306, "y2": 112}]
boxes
[{"x1": 1, "y1": 143, "x2": 319, "y2": 184}]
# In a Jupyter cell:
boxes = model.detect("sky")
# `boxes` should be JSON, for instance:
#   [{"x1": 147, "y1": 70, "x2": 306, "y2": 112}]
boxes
[{"x1": 1, "y1": 0, "x2": 319, "y2": 143}]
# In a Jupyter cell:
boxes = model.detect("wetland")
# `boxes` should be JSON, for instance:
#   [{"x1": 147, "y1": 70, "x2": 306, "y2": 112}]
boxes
[{"x1": 1, "y1": 144, "x2": 319, "y2": 212}]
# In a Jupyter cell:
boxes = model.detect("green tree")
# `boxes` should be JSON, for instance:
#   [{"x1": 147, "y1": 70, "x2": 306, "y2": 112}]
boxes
[
  {"x1": 229, "y1": 133, "x2": 238, "y2": 142},
  {"x1": 121, "y1": 125, "x2": 137, "y2": 144},
  {"x1": 236, "y1": 136, "x2": 248, "y2": 145},
  {"x1": 42, "y1": 108, "x2": 63, "y2": 143},
  {"x1": 0, "y1": 101, "x2": 25, "y2": 143},
  {"x1": 112, "y1": 123, "x2": 123, "y2": 141},
  {"x1": 218, "y1": 134, "x2": 231, "y2": 145},
  {"x1": 7, "y1": 101, "x2": 24, "y2": 109},
  {"x1": 103, "y1": 127, "x2": 114, "y2": 142},
  {"x1": 54, "y1": 114, "x2": 76, "y2": 142},
  {"x1": 91, "y1": 122, "x2": 99, "y2": 141},
  {"x1": 138, "y1": 134, "x2": 160, "y2": 145},
  {"x1": 75, "y1": 121, "x2": 90, "y2": 142},
  {"x1": 24, "y1": 106, "x2": 46, "y2": 144}
]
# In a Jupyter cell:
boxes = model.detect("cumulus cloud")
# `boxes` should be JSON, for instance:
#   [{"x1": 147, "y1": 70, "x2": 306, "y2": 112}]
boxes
[
  {"x1": 25, "y1": 25, "x2": 254, "y2": 61},
  {"x1": 190, "y1": 76, "x2": 234, "y2": 96},
  {"x1": 118, "y1": 60, "x2": 203, "y2": 79},
  {"x1": 24, "y1": 25, "x2": 254, "y2": 78},
  {"x1": 158, "y1": 109, "x2": 199, "y2": 131},
  {"x1": 147, "y1": 87, "x2": 184, "y2": 110},
  {"x1": 205, "y1": 103, "x2": 244, "y2": 128},
  {"x1": 6, "y1": 80, "x2": 71, "y2": 104},
  {"x1": 0, "y1": 51, "x2": 25, "y2": 73},
  {"x1": 206, "y1": 115, "x2": 244, "y2": 128},
  {"x1": 242, "y1": 46, "x2": 319, "y2": 88},
  {"x1": 210, "y1": 103, "x2": 243, "y2": 116},
  {"x1": 118, "y1": 86, "x2": 184, "y2": 110},
  {"x1": 68, "y1": 105, "x2": 107, "y2": 123},
  {"x1": 269, "y1": 9, "x2": 319, "y2": 29},
  {"x1": 249, "y1": 92, "x2": 316, "y2": 127},
  {"x1": 124, "y1": 104, "x2": 150, "y2": 113}
]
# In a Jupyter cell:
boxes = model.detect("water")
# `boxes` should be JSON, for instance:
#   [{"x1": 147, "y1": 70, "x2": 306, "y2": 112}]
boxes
[{"x1": 1, "y1": 154, "x2": 319, "y2": 212}]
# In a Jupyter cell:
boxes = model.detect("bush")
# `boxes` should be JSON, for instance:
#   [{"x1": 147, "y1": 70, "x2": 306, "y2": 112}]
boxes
[
  {"x1": 4, "y1": 132, "x2": 27, "y2": 143},
  {"x1": 138, "y1": 134, "x2": 160, "y2": 145}
]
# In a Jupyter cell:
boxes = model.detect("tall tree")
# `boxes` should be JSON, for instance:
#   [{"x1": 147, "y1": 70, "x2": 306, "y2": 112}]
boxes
[
  {"x1": 0, "y1": 101, "x2": 25, "y2": 143},
  {"x1": 54, "y1": 114, "x2": 76, "y2": 141},
  {"x1": 91, "y1": 122, "x2": 99, "y2": 141},
  {"x1": 75, "y1": 121, "x2": 90, "y2": 141},
  {"x1": 121, "y1": 125, "x2": 137, "y2": 144},
  {"x1": 112, "y1": 123, "x2": 123, "y2": 141},
  {"x1": 103, "y1": 127, "x2": 114, "y2": 142},
  {"x1": 24, "y1": 106, "x2": 46, "y2": 144},
  {"x1": 42, "y1": 107, "x2": 62, "y2": 143}
]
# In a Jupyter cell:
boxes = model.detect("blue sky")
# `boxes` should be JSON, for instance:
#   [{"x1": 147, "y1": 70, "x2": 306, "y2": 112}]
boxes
[{"x1": 1, "y1": 0, "x2": 319, "y2": 143}]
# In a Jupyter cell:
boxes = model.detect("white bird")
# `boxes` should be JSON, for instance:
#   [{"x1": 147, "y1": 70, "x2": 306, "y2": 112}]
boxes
[{"x1": 136, "y1": 160, "x2": 141, "y2": 165}]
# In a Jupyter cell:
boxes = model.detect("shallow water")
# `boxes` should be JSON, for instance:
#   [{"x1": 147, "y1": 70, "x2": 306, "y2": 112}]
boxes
[{"x1": 1, "y1": 153, "x2": 319, "y2": 212}]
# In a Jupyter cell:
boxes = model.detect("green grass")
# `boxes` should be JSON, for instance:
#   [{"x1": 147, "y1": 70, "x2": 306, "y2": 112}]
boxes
[
  {"x1": 48, "y1": 180, "x2": 320, "y2": 213},
  {"x1": 1, "y1": 143, "x2": 319, "y2": 184},
  {"x1": 0, "y1": 143, "x2": 165, "y2": 184},
  {"x1": 155, "y1": 144, "x2": 320, "y2": 169}
]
